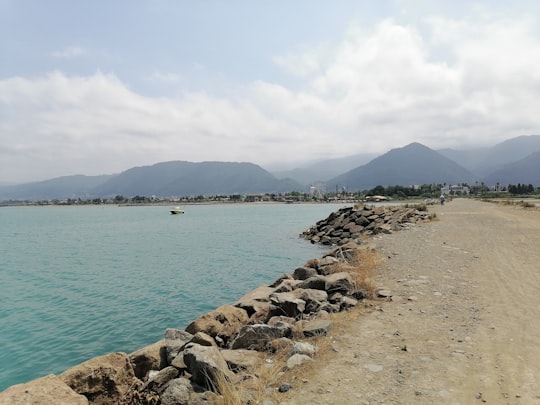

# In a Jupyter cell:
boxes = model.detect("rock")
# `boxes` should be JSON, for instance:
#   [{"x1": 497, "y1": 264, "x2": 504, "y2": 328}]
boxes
[
  {"x1": 266, "y1": 337, "x2": 294, "y2": 353},
  {"x1": 160, "y1": 378, "x2": 192, "y2": 405},
  {"x1": 292, "y1": 266, "x2": 319, "y2": 280},
  {"x1": 189, "y1": 331, "x2": 217, "y2": 347},
  {"x1": 183, "y1": 343, "x2": 232, "y2": 391},
  {"x1": 297, "y1": 275, "x2": 327, "y2": 290},
  {"x1": 269, "y1": 273, "x2": 293, "y2": 287},
  {"x1": 297, "y1": 288, "x2": 329, "y2": 313},
  {"x1": 0, "y1": 374, "x2": 88, "y2": 405},
  {"x1": 171, "y1": 353, "x2": 188, "y2": 370},
  {"x1": 292, "y1": 342, "x2": 318, "y2": 357},
  {"x1": 231, "y1": 323, "x2": 291, "y2": 350},
  {"x1": 286, "y1": 354, "x2": 313, "y2": 370},
  {"x1": 221, "y1": 349, "x2": 264, "y2": 372},
  {"x1": 340, "y1": 296, "x2": 359, "y2": 310},
  {"x1": 268, "y1": 292, "x2": 306, "y2": 319},
  {"x1": 162, "y1": 330, "x2": 194, "y2": 365},
  {"x1": 272, "y1": 279, "x2": 302, "y2": 293},
  {"x1": 300, "y1": 204, "x2": 432, "y2": 245},
  {"x1": 60, "y1": 352, "x2": 137, "y2": 405},
  {"x1": 165, "y1": 328, "x2": 194, "y2": 340},
  {"x1": 279, "y1": 382, "x2": 293, "y2": 392},
  {"x1": 185, "y1": 305, "x2": 249, "y2": 346},
  {"x1": 324, "y1": 272, "x2": 354, "y2": 295},
  {"x1": 297, "y1": 319, "x2": 333, "y2": 338},
  {"x1": 129, "y1": 339, "x2": 166, "y2": 379},
  {"x1": 377, "y1": 288, "x2": 392, "y2": 298},
  {"x1": 234, "y1": 285, "x2": 274, "y2": 316},
  {"x1": 142, "y1": 366, "x2": 179, "y2": 392}
]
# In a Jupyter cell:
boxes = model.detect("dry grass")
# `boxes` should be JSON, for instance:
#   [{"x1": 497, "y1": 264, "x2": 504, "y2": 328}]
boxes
[
  {"x1": 212, "y1": 351, "x2": 290, "y2": 405},
  {"x1": 326, "y1": 246, "x2": 382, "y2": 299}
]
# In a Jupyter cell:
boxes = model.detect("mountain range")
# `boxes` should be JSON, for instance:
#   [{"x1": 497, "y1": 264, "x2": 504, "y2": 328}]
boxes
[{"x1": 1, "y1": 135, "x2": 539, "y2": 201}]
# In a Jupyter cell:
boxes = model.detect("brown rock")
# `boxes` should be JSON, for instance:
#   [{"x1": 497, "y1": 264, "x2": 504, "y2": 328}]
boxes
[
  {"x1": 0, "y1": 374, "x2": 88, "y2": 405},
  {"x1": 185, "y1": 305, "x2": 249, "y2": 346},
  {"x1": 129, "y1": 339, "x2": 166, "y2": 379},
  {"x1": 60, "y1": 352, "x2": 138, "y2": 405}
]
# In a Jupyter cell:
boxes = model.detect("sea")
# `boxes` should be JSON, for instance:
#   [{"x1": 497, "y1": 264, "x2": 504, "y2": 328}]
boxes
[{"x1": 0, "y1": 202, "x2": 350, "y2": 391}]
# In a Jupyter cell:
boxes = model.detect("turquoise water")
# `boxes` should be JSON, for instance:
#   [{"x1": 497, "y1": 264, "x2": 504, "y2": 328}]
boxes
[{"x1": 0, "y1": 203, "x2": 347, "y2": 390}]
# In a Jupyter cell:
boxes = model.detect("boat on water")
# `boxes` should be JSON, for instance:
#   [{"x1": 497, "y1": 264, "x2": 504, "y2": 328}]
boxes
[{"x1": 170, "y1": 207, "x2": 185, "y2": 215}]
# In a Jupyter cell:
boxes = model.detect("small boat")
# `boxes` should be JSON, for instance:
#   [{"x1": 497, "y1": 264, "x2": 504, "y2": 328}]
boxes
[{"x1": 170, "y1": 207, "x2": 184, "y2": 215}]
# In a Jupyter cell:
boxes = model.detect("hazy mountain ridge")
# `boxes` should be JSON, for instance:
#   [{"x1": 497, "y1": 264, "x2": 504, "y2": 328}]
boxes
[
  {"x1": 0, "y1": 162, "x2": 301, "y2": 200},
  {"x1": 0, "y1": 175, "x2": 114, "y2": 201},
  {"x1": 438, "y1": 135, "x2": 540, "y2": 177},
  {"x1": 270, "y1": 153, "x2": 377, "y2": 184},
  {"x1": 1, "y1": 135, "x2": 539, "y2": 201},
  {"x1": 482, "y1": 150, "x2": 540, "y2": 186},
  {"x1": 326, "y1": 143, "x2": 476, "y2": 191}
]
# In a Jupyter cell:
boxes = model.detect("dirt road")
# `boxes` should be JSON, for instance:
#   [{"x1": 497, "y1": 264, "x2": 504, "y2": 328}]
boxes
[{"x1": 281, "y1": 198, "x2": 540, "y2": 404}]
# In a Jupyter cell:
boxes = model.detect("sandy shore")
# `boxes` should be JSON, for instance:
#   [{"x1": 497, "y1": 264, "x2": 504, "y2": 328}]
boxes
[{"x1": 281, "y1": 198, "x2": 540, "y2": 404}]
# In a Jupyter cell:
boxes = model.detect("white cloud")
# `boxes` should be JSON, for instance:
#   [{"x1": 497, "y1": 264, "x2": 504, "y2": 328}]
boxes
[{"x1": 2, "y1": 13, "x2": 540, "y2": 183}]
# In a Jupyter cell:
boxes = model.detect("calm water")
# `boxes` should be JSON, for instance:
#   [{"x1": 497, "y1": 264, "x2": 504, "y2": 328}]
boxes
[{"x1": 0, "y1": 203, "x2": 347, "y2": 390}]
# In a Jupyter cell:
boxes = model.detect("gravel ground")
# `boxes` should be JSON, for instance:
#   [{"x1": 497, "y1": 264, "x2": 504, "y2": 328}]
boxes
[{"x1": 281, "y1": 198, "x2": 540, "y2": 405}]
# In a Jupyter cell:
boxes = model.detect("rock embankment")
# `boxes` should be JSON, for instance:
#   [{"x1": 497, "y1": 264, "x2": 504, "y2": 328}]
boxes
[
  {"x1": 301, "y1": 203, "x2": 432, "y2": 245},
  {"x1": 0, "y1": 203, "x2": 431, "y2": 405}
]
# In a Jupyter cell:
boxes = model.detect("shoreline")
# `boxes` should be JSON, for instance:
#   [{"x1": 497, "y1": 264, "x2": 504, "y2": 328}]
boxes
[{"x1": 0, "y1": 203, "x2": 430, "y2": 398}]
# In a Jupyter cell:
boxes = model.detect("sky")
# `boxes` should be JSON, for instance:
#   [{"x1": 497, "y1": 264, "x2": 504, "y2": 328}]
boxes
[{"x1": 1, "y1": 1, "x2": 540, "y2": 184}]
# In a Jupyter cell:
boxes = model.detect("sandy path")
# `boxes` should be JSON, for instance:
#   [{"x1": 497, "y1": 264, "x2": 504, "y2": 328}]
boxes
[{"x1": 281, "y1": 198, "x2": 540, "y2": 404}]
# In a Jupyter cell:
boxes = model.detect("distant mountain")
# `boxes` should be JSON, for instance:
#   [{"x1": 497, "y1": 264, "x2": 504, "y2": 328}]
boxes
[
  {"x1": 93, "y1": 161, "x2": 301, "y2": 197},
  {"x1": 439, "y1": 135, "x2": 540, "y2": 177},
  {"x1": 437, "y1": 147, "x2": 490, "y2": 172},
  {"x1": 327, "y1": 143, "x2": 475, "y2": 191},
  {"x1": 482, "y1": 151, "x2": 540, "y2": 186},
  {"x1": 270, "y1": 153, "x2": 377, "y2": 185},
  {"x1": 0, "y1": 161, "x2": 303, "y2": 201},
  {"x1": 0, "y1": 175, "x2": 112, "y2": 201},
  {"x1": 3, "y1": 135, "x2": 539, "y2": 201}
]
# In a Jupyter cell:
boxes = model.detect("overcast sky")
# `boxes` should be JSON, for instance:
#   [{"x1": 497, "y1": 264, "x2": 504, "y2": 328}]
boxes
[{"x1": 1, "y1": 0, "x2": 540, "y2": 183}]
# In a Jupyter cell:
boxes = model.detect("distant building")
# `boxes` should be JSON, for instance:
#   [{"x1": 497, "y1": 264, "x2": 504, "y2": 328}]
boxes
[{"x1": 441, "y1": 184, "x2": 470, "y2": 195}]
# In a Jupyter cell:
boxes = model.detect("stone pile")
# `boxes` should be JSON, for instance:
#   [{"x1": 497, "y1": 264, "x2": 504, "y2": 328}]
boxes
[
  {"x1": 301, "y1": 203, "x2": 432, "y2": 245},
  {"x1": 0, "y1": 204, "x2": 431, "y2": 405}
]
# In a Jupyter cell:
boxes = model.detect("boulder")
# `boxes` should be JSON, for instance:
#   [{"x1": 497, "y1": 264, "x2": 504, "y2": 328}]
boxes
[
  {"x1": 292, "y1": 266, "x2": 318, "y2": 280},
  {"x1": 339, "y1": 296, "x2": 359, "y2": 310},
  {"x1": 142, "y1": 366, "x2": 179, "y2": 393},
  {"x1": 162, "y1": 330, "x2": 194, "y2": 365},
  {"x1": 60, "y1": 352, "x2": 137, "y2": 405},
  {"x1": 0, "y1": 374, "x2": 88, "y2": 405},
  {"x1": 231, "y1": 323, "x2": 291, "y2": 350},
  {"x1": 160, "y1": 378, "x2": 192, "y2": 405},
  {"x1": 292, "y1": 342, "x2": 318, "y2": 357},
  {"x1": 183, "y1": 343, "x2": 232, "y2": 391},
  {"x1": 297, "y1": 275, "x2": 327, "y2": 291},
  {"x1": 234, "y1": 285, "x2": 274, "y2": 317},
  {"x1": 185, "y1": 305, "x2": 249, "y2": 346},
  {"x1": 267, "y1": 292, "x2": 306, "y2": 319},
  {"x1": 272, "y1": 279, "x2": 302, "y2": 293},
  {"x1": 297, "y1": 288, "x2": 329, "y2": 313},
  {"x1": 265, "y1": 337, "x2": 294, "y2": 353},
  {"x1": 324, "y1": 272, "x2": 354, "y2": 295},
  {"x1": 221, "y1": 349, "x2": 264, "y2": 372},
  {"x1": 286, "y1": 354, "x2": 313, "y2": 370},
  {"x1": 129, "y1": 339, "x2": 166, "y2": 379},
  {"x1": 189, "y1": 331, "x2": 217, "y2": 347},
  {"x1": 297, "y1": 319, "x2": 333, "y2": 338}
]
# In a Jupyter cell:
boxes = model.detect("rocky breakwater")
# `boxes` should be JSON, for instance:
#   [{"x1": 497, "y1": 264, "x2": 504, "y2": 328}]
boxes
[
  {"x1": 301, "y1": 203, "x2": 432, "y2": 245},
  {"x1": 0, "y1": 203, "x2": 432, "y2": 405}
]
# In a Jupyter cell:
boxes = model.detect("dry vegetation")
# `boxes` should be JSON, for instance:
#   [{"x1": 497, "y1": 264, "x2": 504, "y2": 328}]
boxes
[{"x1": 213, "y1": 246, "x2": 383, "y2": 404}]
